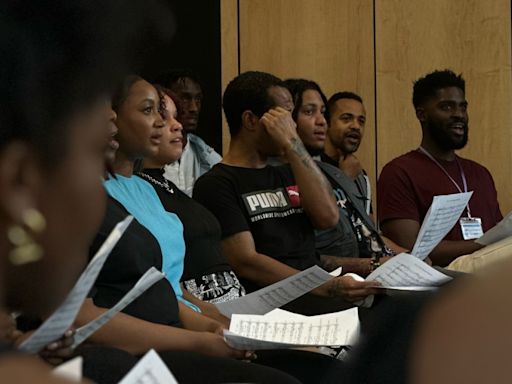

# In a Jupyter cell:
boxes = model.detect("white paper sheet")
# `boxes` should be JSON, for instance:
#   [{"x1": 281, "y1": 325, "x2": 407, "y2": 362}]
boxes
[
  {"x1": 412, "y1": 192, "x2": 473, "y2": 260},
  {"x1": 52, "y1": 356, "x2": 83, "y2": 382},
  {"x1": 366, "y1": 253, "x2": 452, "y2": 290},
  {"x1": 119, "y1": 349, "x2": 178, "y2": 384},
  {"x1": 216, "y1": 266, "x2": 341, "y2": 318},
  {"x1": 476, "y1": 210, "x2": 512, "y2": 245},
  {"x1": 72, "y1": 267, "x2": 164, "y2": 348},
  {"x1": 224, "y1": 307, "x2": 359, "y2": 350},
  {"x1": 19, "y1": 216, "x2": 133, "y2": 353}
]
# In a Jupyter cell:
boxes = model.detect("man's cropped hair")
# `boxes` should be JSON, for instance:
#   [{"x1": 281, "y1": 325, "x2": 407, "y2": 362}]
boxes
[
  {"x1": 326, "y1": 92, "x2": 363, "y2": 122},
  {"x1": 223, "y1": 71, "x2": 283, "y2": 137},
  {"x1": 153, "y1": 69, "x2": 202, "y2": 90},
  {"x1": 413, "y1": 69, "x2": 465, "y2": 108}
]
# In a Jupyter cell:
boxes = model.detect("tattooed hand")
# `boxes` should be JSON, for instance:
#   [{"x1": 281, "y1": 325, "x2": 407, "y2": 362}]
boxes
[{"x1": 260, "y1": 107, "x2": 298, "y2": 154}]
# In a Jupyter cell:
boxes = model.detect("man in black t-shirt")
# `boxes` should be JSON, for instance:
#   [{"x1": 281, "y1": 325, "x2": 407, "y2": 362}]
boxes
[{"x1": 194, "y1": 71, "x2": 380, "y2": 307}]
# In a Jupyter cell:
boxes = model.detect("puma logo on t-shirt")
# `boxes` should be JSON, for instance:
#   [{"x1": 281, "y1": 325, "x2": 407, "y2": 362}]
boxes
[{"x1": 242, "y1": 186, "x2": 303, "y2": 222}]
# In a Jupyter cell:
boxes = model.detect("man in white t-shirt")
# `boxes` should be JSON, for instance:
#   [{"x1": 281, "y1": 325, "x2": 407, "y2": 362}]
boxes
[{"x1": 156, "y1": 70, "x2": 221, "y2": 196}]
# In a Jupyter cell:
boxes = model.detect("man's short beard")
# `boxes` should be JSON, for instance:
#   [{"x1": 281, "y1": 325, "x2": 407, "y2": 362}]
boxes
[
  {"x1": 426, "y1": 121, "x2": 468, "y2": 150},
  {"x1": 337, "y1": 136, "x2": 359, "y2": 155},
  {"x1": 339, "y1": 143, "x2": 358, "y2": 155}
]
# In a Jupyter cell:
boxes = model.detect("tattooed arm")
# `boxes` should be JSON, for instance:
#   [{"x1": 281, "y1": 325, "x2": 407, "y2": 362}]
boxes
[
  {"x1": 260, "y1": 107, "x2": 338, "y2": 229},
  {"x1": 284, "y1": 137, "x2": 339, "y2": 228}
]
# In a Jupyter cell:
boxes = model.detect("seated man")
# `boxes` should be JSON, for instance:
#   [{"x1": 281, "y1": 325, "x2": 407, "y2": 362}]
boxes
[
  {"x1": 378, "y1": 69, "x2": 502, "y2": 266},
  {"x1": 283, "y1": 78, "x2": 395, "y2": 277},
  {"x1": 322, "y1": 91, "x2": 372, "y2": 216},
  {"x1": 194, "y1": 71, "x2": 379, "y2": 312},
  {"x1": 155, "y1": 70, "x2": 222, "y2": 196}
]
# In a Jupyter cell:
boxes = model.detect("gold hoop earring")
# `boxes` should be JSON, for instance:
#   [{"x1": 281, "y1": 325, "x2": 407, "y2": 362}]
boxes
[
  {"x1": 22, "y1": 208, "x2": 46, "y2": 233},
  {"x1": 7, "y1": 208, "x2": 46, "y2": 266}
]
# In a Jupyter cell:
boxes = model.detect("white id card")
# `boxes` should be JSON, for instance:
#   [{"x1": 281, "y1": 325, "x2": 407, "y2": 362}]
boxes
[{"x1": 460, "y1": 217, "x2": 483, "y2": 240}]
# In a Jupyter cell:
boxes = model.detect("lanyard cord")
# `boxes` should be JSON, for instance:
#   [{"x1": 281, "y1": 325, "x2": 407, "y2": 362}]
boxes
[{"x1": 418, "y1": 147, "x2": 472, "y2": 217}]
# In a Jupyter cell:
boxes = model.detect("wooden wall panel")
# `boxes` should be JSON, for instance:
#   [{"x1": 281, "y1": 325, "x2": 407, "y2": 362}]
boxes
[
  {"x1": 220, "y1": 0, "x2": 239, "y2": 155},
  {"x1": 375, "y1": 0, "x2": 512, "y2": 213},
  {"x1": 236, "y1": 0, "x2": 377, "y2": 196},
  {"x1": 222, "y1": 0, "x2": 512, "y2": 213}
]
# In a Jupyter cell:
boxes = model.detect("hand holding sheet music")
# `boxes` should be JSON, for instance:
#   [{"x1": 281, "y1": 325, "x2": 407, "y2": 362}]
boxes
[
  {"x1": 366, "y1": 253, "x2": 452, "y2": 290},
  {"x1": 19, "y1": 216, "x2": 133, "y2": 353},
  {"x1": 216, "y1": 265, "x2": 341, "y2": 317},
  {"x1": 224, "y1": 307, "x2": 359, "y2": 350}
]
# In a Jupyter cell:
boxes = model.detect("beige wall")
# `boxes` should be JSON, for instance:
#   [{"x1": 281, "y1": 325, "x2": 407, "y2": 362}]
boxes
[{"x1": 221, "y1": 0, "x2": 512, "y2": 213}]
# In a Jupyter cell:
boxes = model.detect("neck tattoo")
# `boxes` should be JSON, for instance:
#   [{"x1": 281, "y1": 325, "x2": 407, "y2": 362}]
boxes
[{"x1": 137, "y1": 172, "x2": 174, "y2": 194}]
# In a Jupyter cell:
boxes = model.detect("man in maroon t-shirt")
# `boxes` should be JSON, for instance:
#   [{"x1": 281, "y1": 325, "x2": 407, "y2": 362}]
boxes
[{"x1": 378, "y1": 69, "x2": 502, "y2": 266}]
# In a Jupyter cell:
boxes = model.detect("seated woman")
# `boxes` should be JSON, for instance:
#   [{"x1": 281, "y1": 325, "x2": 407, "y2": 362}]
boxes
[
  {"x1": 2, "y1": 106, "x2": 141, "y2": 383},
  {"x1": 139, "y1": 86, "x2": 245, "y2": 309}
]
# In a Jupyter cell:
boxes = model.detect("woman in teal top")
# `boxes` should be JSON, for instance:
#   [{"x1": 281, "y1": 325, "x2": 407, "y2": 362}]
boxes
[
  {"x1": 105, "y1": 74, "x2": 190, "y2": 304},
  {"x1": 104, "y1": 170, "x2": 187, "y2": 303}
]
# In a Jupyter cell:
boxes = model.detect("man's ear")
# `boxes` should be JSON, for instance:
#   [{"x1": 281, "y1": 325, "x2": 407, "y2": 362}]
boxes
[
  {"x1": 416, "y1": 107, "x2": 426, "y2": 122},
  {"x1": 241, "y1": 110, "x2": 259, "y2": 132},
  {"x1": 0, "y1": 142, "x2": 41, "y2": 224}
]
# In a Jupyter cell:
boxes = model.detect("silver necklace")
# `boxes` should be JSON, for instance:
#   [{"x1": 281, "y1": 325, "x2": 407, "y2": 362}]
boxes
[{"x1": 137, "y1": 172, "x2": 174, "y2": 194}]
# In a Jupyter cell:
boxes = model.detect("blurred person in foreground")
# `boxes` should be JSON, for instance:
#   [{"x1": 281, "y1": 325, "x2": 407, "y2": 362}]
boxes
[{"x1": 0, "y1": 0, "x2": 174, "y2": 382}]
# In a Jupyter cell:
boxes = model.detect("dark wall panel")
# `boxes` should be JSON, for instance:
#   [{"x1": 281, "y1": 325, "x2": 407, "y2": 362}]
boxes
[{"x1": 141, "y1": 0, "x2": 223, "y2": 154}]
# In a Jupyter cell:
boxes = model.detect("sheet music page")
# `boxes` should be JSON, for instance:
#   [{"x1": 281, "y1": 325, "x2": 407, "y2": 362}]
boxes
[
  {"x1": 72, "y1": 267, "x2": 164, "y2": 348},
  {"x1": 216, "y1": 266, "x2": 341, "y2": 318},
  {"x1": 52, "y1": 356, "x2": 83, "y2": 382},
  {"x1": 224, "y1": 307, "x2": 359, "y2": 350},
  {"x1": 19, "y1": 216, "x2": 133, "y2": 353},
  {"x1": 412, "y1": 192, "x2": 473, "y2": 259},
  {"x1": 118, "y1": 349, "x2": 178, "y2": 384},
  {"x1": 366, "y1": 253, "x2": 452, "y2": 289},
  {"x1": 477, "y1": 210, "x2": 512, "y2": 245}
]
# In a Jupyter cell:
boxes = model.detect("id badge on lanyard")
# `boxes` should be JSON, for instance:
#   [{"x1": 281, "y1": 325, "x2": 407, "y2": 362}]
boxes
[
  {"x1": 418, "y1": 147, "x2": 481, "y2": 240},
  {"x1": 460, "y1": 217, "x2": 483, "y2": 240}
]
